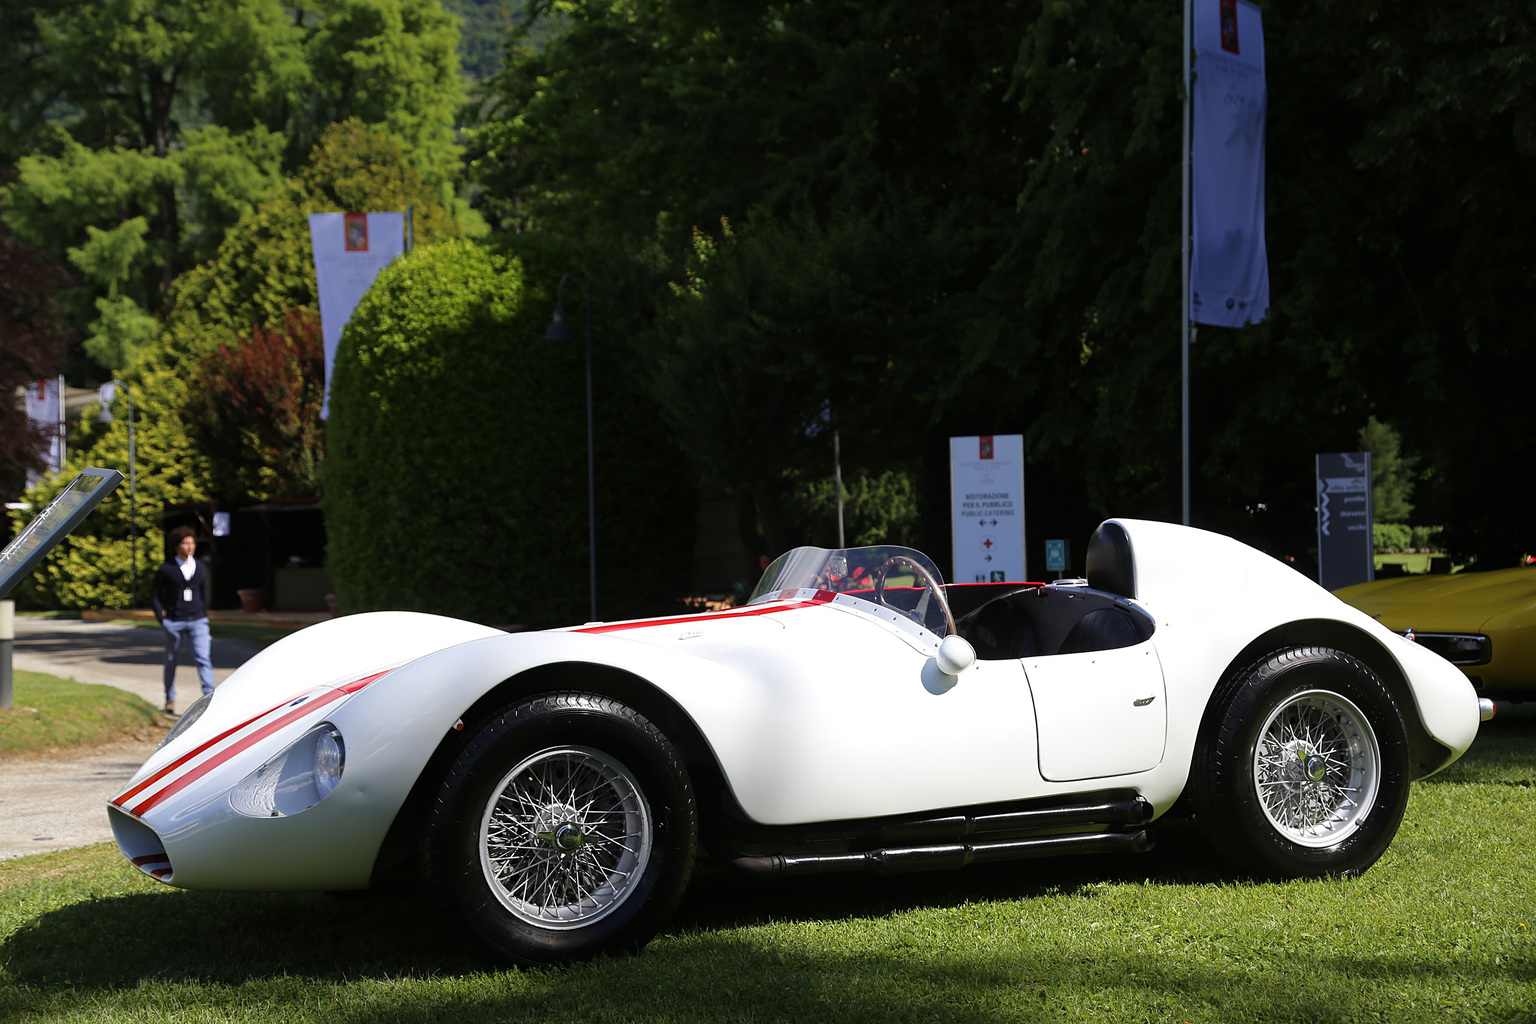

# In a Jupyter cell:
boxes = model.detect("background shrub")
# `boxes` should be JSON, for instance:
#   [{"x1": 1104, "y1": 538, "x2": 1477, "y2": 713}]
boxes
[
  {"x1": 325, "y1": 239, "x2": 693, "y2": 627},
  {"x1": 1373, "y1": 522, "x2": 1412, "y2": 554}
]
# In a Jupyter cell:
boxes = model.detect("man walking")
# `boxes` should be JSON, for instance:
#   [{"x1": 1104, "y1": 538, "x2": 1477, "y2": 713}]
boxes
[{"x1": 151, "y1": 526, "x2": 214, "y2": 716}]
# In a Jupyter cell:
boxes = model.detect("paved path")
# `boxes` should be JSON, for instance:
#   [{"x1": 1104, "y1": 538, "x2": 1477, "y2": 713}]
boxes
[
  {"x1": 0, "y1": 740, "x2": 160, "y2": 860},
  {"x1": 11, "y1": 617, "x2": 261, "y2": 708},
  {"x1": 2, "y1": 618, "x2": 262, "y2": 860}
]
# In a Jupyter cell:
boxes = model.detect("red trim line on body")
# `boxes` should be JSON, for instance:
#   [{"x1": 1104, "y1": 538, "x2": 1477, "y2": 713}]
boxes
[
  {"x1": 571, "y1": 594, "x2": 836, "y2": 634},
  {"x1": 115, "y1": 669, "x2": 392, "y2": 818}
]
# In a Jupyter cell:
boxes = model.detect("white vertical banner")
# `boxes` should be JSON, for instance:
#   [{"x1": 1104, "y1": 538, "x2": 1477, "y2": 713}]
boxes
[
  {"x1": 309, "y1": 212, "x2": 406, "y2": 416},
  {"x1": 23, "y1": 377, "x2": 64, "y2": 487},
  {"x1": 1190, "y1": 0, "x2": 1268, "y2": 328},
  {"x1": 950, "y1": 435, "x2": 1026, "y2": 584}
]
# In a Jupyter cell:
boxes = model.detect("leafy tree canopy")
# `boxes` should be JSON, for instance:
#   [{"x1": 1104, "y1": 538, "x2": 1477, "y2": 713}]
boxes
[
  {"x1": 471, "y1": 0, "x2": 1536, "y2": 572},
  {"x1": 473, "y1": 0, "x2": 1037, "y2": 561},
  {"x1": 1359, "y1": 416, "x2": 1416, "y2": 525},
  {"x1": 1, "y1": 0, "x2": 464, "y2": 379},
  {"x1": 9, "y1": 121, "x2": 458, "y2": 605},
  {"x1": 163, "y1": 119, "x2": 460, "y2": 362}
]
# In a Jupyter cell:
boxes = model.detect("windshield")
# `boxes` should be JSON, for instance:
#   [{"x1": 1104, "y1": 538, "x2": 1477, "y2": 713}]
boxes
[{"x1": 748, "y1": 545, "x2": 950, "y2": 634}]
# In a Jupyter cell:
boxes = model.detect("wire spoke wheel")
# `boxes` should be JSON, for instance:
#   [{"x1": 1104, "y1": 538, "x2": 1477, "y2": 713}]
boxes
[
  {"x1": 1192, "y1": 647, "x2": 1409, "y2": 878},
  {"x1": 479, "y1": 746, "x2": 652, "y2": 929},
  {"x1": 1252, "y1": 690, "x2": 1380, "y2": 847}
]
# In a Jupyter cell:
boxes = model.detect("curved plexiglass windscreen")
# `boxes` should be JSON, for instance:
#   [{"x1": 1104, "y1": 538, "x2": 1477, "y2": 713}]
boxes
[{"x1": 748, "y1": 545, "x2": 950, "y2": 634}]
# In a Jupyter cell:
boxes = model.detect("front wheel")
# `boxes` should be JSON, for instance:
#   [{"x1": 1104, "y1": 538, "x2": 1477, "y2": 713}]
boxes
[
  {"x1": 1190, "y1": 646, "x2": 1411, "y2": 878},
  {"x1": 427, "y1": 692, "x2": 696, "y2": 965}
]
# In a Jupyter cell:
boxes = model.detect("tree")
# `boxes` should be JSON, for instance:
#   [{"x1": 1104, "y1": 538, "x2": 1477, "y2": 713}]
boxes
[
  {"x1": 9, "y1": 122, "x2": 461, "y2": 605},
  {"x1": 186, "y1": 309, "x2": 327, "y2": 503},
  {"x1": 2, "y1": 0, "x2": 464, "y2": 377},
  {"x1": 293, "y1": 0, "x2": 466, "y2": 194},
  {"x1": 1359, "y1": 416, "x2": 1416, "y2": 525},
  {"x1": 326, "y1": 239, "x2": 693, "y2": 625},
  {"x1": 652, "y1": 206, "x2": 985, "y2": 566},
  {"x1": 162, "y1": 119, "x2": 461, "y2": 362},
  {"x1": 0, "y1": 210, "x2": 72, "y2": 500},
  {"x1": 468, "y1": 0, "x2": 1536, "y2": 576},
  {"x1": 473, "y1": 0, "x2": 1041, "y2": 563},
  {"x1": 5, "y1": 356, "x2": 210, "y2": 610}
]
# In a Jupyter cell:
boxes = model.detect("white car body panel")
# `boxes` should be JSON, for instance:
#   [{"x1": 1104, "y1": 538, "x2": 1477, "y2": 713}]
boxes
[{"x1": 1026, "y1": 641, "x2": 1166, "y2": 781}]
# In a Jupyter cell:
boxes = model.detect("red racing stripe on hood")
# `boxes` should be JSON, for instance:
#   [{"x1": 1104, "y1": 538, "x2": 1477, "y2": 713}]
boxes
[
  {"x1": 571, "y1": 594, "x2": 834, "y2": 635},
  {"x1": 115, "y1": 670, "x2": 392, "y2": 818}
]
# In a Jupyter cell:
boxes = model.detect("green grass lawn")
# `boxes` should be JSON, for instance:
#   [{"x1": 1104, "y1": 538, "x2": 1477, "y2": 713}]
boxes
[
  {"x1": 0, "y1": 672, "x2": 164, "y2": 757},
  {"x1": 1, "y1": 708, "x2": 1532, "y2": 1022}
]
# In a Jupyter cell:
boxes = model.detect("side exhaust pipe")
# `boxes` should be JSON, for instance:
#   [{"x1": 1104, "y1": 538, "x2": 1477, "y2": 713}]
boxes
[{"x1": 728, "y1": 828, "x2": 1156, "y2": 879}]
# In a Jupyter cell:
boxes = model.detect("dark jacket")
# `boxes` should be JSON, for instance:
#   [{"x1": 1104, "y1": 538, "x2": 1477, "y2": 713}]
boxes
[{"x1": 151, "y1": 558, "x2": 210, "y2": 622}]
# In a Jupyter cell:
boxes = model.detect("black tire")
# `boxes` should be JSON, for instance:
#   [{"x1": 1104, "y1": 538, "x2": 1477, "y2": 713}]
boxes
[
  {"x1": 1189, "y1": 646, "x2": 1410, "y2": 879},
  {"x1": 426, "y1": 692, "x2": 696, "y2": 965}
]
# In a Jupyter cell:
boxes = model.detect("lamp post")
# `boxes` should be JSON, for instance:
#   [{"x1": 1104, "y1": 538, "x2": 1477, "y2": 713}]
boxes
[
  {"x1": 546, "y1": 273, "x2": 596, "y2": 621},
  {"x1": 97, "y1": 381, "x2": 138, "y2": 607}
]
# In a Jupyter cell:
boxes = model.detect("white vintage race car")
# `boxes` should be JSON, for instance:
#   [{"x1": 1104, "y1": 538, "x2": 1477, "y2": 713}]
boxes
[{"x1": 108, "y1": 519, "x2": 1491, "y2": 965}]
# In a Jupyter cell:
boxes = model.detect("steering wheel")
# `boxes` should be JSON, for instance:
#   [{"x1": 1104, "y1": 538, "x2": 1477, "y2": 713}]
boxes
[{"x1": 873, "y1": 555, "x2": 957, "y2": 636}]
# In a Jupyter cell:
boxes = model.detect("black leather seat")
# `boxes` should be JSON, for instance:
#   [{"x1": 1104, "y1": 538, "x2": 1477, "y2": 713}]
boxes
[{"x1": 1056, "y1": 607, "x2": 1142, "y2": 655}]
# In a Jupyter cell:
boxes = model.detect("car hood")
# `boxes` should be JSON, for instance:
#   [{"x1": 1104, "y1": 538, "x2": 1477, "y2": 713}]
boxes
[{"x1": 1334, "y1": 566, "x2": 1536, "y2": 633}]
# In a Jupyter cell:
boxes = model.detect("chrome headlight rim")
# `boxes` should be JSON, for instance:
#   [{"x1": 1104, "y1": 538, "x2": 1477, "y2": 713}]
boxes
[{"x1": 314, "y1": 727, "x2": 345, "y2": 799}]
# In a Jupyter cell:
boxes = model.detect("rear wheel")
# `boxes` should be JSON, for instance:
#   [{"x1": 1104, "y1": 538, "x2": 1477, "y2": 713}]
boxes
[
  {"x1": 427, "y1": 692, "x2": 696, "y2": 965},
  {"x1": 1190, "y1": 646, "x2": 1410, "y2": 878}
]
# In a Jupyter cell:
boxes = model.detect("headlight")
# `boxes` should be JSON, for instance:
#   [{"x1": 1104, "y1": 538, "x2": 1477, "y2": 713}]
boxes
[
  {"x1": 155, "y1": 692, "x2": 212, "y2": 751},
  {"x1": 314, "y1": 728, "x2": 344, "y2": 799},
  {"x1": 229, "y1": 724, "x2": 346, "y2": 818}
]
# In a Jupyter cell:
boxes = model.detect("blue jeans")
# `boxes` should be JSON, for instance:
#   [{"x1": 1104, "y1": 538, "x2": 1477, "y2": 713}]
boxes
[{"x1": 162, "y1": 617, "x2": 214, "y2": 703}]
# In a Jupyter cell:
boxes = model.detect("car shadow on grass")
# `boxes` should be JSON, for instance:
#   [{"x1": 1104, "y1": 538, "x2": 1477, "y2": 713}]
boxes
[
  {"x1": 671, "y1": 816, "x2": 1226, "y2": 936},
  {"x1": 0, "y1": 819, "x2": 1228, "y2": 991}
]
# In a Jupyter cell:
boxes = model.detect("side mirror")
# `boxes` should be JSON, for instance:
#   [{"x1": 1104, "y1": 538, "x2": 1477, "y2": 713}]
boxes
[{"x1": 935, "y1": 635, "x2": 977, "y2": 676}]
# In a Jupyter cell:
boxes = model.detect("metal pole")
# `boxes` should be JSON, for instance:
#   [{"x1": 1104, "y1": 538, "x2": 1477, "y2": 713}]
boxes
[
  {"x1": 582, "y1": 279, "x2": 596, "y2": 622},
  {"x1": 1181, "y1": 0, "x2": 1194, "y2": 527},
  {"x1": 127, "y1": 388, "x2": 138, "y2": 607},
  {"x1": 833, "y1": 430, "x2": 845, "y2": 548},
  {"x1": 0, "y1": 600, "x2": 13, "y2": 710},
  {"x1": 57, "y1": 373, "x2": 65, "y2": 470}
]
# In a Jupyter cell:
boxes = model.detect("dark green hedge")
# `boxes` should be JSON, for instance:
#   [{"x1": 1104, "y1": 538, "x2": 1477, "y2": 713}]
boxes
[{"x1": 324, "y1": 239, "x2": 694, "y2": 627}]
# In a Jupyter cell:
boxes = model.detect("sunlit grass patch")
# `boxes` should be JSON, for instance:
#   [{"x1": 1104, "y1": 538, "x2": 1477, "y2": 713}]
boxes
[{"x1": 0, "y1": 672, "x2": 163, "y2": 757}]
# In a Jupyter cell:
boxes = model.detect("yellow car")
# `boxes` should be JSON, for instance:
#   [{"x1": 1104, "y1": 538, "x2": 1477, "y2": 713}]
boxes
[{"x1": 1335, "y1": 566, "x2": 1536, "y2": 698}]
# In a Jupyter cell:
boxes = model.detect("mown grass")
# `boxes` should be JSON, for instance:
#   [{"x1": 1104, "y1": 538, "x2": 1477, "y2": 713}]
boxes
[
  {"x1": 0, "y1": 672, "x2": 164, "y2": 757},
  {"x1": 0, "y1": 709, "x2": 1531, "y2": 1022}
]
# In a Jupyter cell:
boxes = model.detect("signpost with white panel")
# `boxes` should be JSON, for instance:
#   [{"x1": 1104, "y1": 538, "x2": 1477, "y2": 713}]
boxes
[{"x1": 950, "y1": 435, "x2": 1026, "y2": 584}]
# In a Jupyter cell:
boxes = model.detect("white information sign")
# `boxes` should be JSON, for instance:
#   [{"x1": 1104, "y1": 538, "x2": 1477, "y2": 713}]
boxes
[{"x1": 950, "y1": 435, "x2": 1026, "y2": 584}]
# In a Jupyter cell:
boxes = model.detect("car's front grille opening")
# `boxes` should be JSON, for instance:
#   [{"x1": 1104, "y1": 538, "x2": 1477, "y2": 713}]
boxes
[
  {"x1": 107, "y1": 805, "x2": 172, "y2": 882},
  {"x1": 1413, "y1": 632, "x2": 1491, "y2": 667}
]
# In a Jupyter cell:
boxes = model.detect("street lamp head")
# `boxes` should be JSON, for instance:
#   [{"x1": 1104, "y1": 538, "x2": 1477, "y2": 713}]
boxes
[
  {"x1": 545, "y1": 303, "x2": 575, "y2": 342},
  {"x1": 96, "y1": 380, "x2": 128, "y2": 424}
]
